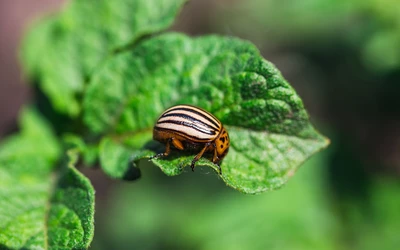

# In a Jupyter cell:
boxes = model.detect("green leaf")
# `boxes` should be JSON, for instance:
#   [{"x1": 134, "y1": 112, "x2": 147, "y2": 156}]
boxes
[
  {"x1": 85, "y1": 33, "x2": 329, "y2": 194},
  {"x1": 20, "y1": 0, "x2": 187, "y2": 116},
  {"x1": 362, "y1": 30, "x2": 400, "y2": 72},
  {"x1": 0, "y1": 152, "x2": 95, "y2": 249},
  {"x1": 99, "y1": 137, "x2": 150, "y2": 180},
  {"x1": 0, "y1": 107, "x2": 61, "y2": 163},
  {"x1": 19, "y1": 17, "x2": 57, "y2": 80},
  {"x1": 20, "y1": 17, "x2": 83, "y2": 116},
  {"x1": 63, "y1": 134, "x2": 99, "y2": 167}
]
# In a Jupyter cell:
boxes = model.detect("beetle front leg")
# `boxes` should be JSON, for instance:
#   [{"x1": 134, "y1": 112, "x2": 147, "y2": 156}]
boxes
[
  {"x1": 211, "y1": 145, "x2": 222, "y2": 174},
  {"x1": 190, "y1": 143, "x2": 210, "y2": 172},
  {"x1": 151, "y1": 138, "x2": 171, "y2": 159}
]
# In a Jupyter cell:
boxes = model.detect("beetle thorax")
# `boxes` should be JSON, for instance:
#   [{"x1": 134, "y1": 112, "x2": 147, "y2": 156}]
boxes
[{"x1": 215, "y1": 127, "x2": 229, "y2": 157}]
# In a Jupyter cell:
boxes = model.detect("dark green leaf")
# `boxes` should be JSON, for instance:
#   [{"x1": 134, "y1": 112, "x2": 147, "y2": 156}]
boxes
[
  {"x1": 20, "y1": 0, "x2": 187, "y2": 116},
  {"x1": 0, "y1": 152, "x2": 95, "y2": 249},
  {"x1": 86, "y1": 33, "x2": 329, "y2": 194}
]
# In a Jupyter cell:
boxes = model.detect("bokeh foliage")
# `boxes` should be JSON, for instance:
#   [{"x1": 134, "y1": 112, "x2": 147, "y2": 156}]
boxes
[{"x1": 226, "y1": 0, "x2": 400, "y2": 73}]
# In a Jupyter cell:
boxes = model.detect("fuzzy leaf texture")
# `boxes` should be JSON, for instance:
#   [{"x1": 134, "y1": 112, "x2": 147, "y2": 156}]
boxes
[
  {"x1": 84, "y1": 33, "x2": 329, "y2": 194},
  {"x1": 20, "y1": 0, "x2": 187, "y2": 116},
  {"x1": 0, "y1": 110, "x2": 95, "y2": 249}
]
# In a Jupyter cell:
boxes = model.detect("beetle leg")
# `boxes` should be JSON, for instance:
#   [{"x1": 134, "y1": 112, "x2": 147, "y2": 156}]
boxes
[
  {"x1": 212, "y1": 143, "x2": 219, "y2": 163},
  {"x1": 151, "y1": 138, "x2": 171, "y2": 159},
  {"x1": 190, "y1": 143, "x2": 210, "y2": 172},
  {"x1": 212, "y1": 146, "x2": 222, "y2": 174}
]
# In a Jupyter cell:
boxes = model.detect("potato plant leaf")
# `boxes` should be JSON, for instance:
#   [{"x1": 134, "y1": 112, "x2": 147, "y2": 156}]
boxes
[
  {"x1": 0, "y1": 110, "x2": 95, "y2": 249},
  {"x1": 63, "y1": 134, "x2": 99, "y2": 167},
  {"x1": 20, "y1": 0, "x2": 187, "y2": 116},
  {"x1": 99, "y1": 137, "x2": 152, "y2": 180},
  {"x1": 85, "y1": 33, "x2": 329, "y2": 194},
  {"x1": 0, "y1": 108, "x2": 61, "y2": 164},
  {"x1": 0, "y1": 154, "x2": 95, "y2": 249}
]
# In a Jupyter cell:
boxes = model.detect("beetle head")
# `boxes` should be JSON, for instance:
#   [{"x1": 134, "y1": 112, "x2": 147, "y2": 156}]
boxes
[{"x1": 215, "y1": 127, "x2": 230, "y2": 160}]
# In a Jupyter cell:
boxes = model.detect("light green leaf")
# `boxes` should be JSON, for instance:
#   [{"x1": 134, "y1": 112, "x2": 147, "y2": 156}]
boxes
[
  {"x1": 19, "y1": 17, "x2": 57, "y2": 80},
  {"x1": 0, "y1": 107, "x2": 60, "y2": 163},
  {"x1": 20, "y1": 17, "x2": 83, "y2": 116},
  {"x1": 362, "y1": 31, "x2": 400, "y2": 72},
  {"x1": 20, "y1": 0, "x2": 187, "y2": 116},
  {"x1": 63, "y1": 134, "x2": 99, "y2": 167},
  {"x1": 86, "y1": 33, "x2": 329, "y2": 194},
  {"x1": 99, "y1": 137, "x2": 150, "y2": 180},
  {"x1": 0, "y1": 152, "x2": 95, "y2": 249}
]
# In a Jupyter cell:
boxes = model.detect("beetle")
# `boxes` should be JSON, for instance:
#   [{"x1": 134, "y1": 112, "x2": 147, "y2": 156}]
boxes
[{"x1": 152, "y1": 104, "x2": 229, "y2": 173}]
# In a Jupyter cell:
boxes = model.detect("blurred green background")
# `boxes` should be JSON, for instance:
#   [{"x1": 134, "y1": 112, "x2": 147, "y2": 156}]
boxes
[{"x1": 0, "y1": 0, "x2": 399, "y2": 249}]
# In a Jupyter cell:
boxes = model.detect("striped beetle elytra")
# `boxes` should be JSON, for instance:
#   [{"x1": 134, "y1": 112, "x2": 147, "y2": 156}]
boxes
[{"x1": 152, "y1": 104, "x2": 229, "y2": 173}]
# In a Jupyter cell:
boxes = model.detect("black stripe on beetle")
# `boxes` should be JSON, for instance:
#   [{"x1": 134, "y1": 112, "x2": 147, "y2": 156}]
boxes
[
  {"x1": 162, "y1": 106, "x2": 221, "y2": 130},
  {"x1": 160, "y1": 113, "x2": 219, "y2": 131},
  {"x1": 156, "y1": 119, "x2": 216, "y2": 135},
  {"x1": 153, "y1": 127, "x2": 213, "y2": 141}
]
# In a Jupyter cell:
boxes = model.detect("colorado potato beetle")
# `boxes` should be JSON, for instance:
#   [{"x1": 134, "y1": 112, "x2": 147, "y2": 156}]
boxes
[{"x1": 152, "y1": 104, "x2": 229, "y2": 173}]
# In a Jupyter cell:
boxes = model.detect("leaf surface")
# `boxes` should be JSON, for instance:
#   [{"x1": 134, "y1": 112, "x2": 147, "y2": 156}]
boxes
[
  {"x1": 85, "y1": 33, "x2": 329, "y2": 194},
  {"x1": 20, "y1": 0, "x2": 187, "y2": 116},
  {"x1": 0, "y1": 154, "x2": 95, "y2": 249},
  {"x1": 0, "y1": 110, "x2": 95, "y2": 249},
  {"x1": 0, "y1": 108, "x2": 60, "y2": 163}
]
